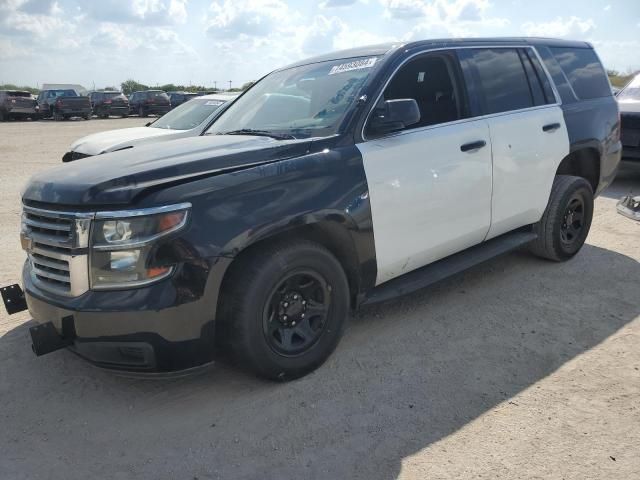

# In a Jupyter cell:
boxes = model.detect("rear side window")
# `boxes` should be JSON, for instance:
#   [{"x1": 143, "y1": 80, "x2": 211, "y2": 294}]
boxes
[
  {"x1": 463, "y1": 48, "x2": 534, "y2": 114},
  {"x1": 549, "y1": 47, "x2": 611, "y2": 99}
]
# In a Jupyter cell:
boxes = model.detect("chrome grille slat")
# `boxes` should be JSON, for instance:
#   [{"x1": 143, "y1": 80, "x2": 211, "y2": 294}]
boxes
[
  {"x1": 31, "y1": 265, "x2": 71, "y2": 283},
  {"x1": 21, "y1": 206, "x2": 92, "y2": 297},
  {"x1": 23, "y1": 217, "x2": 72, "y2": 232},
  {"x1": 30, "y1": 253, "x2": 70, "y2": 272}
]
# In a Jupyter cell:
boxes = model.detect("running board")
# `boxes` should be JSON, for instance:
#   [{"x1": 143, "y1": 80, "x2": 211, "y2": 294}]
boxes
[{"x1": 362, "y1": 231, "x2": 537, "y2": 306}]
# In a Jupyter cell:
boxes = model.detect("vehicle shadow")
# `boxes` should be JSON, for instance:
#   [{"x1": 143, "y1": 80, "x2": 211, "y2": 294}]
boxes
[
  {"x1": 600, "y1": 160, "x2": 640, "y2": 200},
  {"x1": 0, "y1": 244, "x2": 638, "y2": 479}
]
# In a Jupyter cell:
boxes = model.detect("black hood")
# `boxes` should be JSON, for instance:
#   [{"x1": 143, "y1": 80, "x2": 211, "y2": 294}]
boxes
[{"x1": 22, "y1": 135, "x2": 312, "y2": 207}]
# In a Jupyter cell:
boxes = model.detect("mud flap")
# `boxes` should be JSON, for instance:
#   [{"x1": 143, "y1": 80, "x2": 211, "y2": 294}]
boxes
[
  {"x1": 1, "y1": 284, "x2": 27, "y2": 315},
  {"x1": 29, "y1": 319, "x2": 74, "y2": 356}
]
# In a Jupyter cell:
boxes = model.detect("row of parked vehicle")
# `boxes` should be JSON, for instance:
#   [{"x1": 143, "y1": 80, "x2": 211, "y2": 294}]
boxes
[{"x1": 0, "y1": 88, "x2": 217, "y2": 121}]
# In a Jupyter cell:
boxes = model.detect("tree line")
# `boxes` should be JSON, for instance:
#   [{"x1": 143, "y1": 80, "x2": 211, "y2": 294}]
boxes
[{"x1": 119, "y1": 79, "x2": 255, "y2": 95}]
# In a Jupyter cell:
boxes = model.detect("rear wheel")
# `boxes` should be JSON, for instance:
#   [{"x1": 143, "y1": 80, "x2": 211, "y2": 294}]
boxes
[
  {"x1": 217, "y1": 240, "x2": 350, "y2": 380},
  {"x1": 529, "y1": 175, "x2": 594, "y2": 261},
  {"x1": 53, "y1": 109, "x2": 63, "y2": 121}
]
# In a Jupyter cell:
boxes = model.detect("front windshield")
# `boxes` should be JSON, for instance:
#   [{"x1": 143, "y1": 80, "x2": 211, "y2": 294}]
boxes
[
  {"x1": 150, "y1": 97, "x2": 227, "y2": 130},
  {"x1": 618, "y1": 75, "x2": 640, "y2": 101},
  {"x1": 207, "y1": 56, "x2": 379, "y2": 139}
]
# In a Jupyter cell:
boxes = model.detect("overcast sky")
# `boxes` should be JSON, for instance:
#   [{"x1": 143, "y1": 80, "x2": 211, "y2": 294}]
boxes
[{"x1": 0, "y1": 0, "x2": 638, "y2": 90}]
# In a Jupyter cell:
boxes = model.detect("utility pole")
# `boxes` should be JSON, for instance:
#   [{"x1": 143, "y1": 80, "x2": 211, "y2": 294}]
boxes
[
  {"x1": 228, "y1": 80, "x2": 232, "y2": 91},
  {"x1": 213, "y1": 80, "x2": 217, "y2": 91}
]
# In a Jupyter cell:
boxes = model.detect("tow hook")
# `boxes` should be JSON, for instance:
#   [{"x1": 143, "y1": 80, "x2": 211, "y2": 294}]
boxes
[{"x1": 1, "y1": 284, "x2": 27, "y2": 315}]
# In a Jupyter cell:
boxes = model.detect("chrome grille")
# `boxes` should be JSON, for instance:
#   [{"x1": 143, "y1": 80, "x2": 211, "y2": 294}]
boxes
[{"x1": 21, "y1": 206, "x2": 92, "y2": 296}]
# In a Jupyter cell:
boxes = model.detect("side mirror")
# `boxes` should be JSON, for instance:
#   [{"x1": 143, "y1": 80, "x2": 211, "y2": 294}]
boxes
[{"x1": 368, "y1": 98, "x2": 420, "y2": 135}]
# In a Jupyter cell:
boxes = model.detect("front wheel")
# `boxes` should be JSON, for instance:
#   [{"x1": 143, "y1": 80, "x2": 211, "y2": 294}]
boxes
[
  {"x1": 217, "y1": 240, "x2": 350, "y2": 380},
  {"x1": 529, "y1": 175, "x2": 594, "y2": 261}
]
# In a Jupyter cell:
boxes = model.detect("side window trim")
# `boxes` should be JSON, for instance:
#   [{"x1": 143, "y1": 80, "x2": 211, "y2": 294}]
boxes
[{"x1": 360, "y1": 44, "x2": 562, "y2": 142}]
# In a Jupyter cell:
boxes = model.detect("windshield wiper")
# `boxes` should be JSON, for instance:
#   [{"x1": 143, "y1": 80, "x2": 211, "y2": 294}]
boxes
[{"x1": 217, "y1": 129, "x2": 296, "y2": 140}]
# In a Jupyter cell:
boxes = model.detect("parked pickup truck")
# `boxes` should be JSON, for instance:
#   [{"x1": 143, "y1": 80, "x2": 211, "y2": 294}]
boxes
[
  {"x1": 0, "y1": 90, "x2": 39, "y2": 120},
  {"x1": 2, "y1": 38, "x2": 621, "y2": 380},
  {"x1": 37, "y1": 89, "x2": 92, "y2": 121}
]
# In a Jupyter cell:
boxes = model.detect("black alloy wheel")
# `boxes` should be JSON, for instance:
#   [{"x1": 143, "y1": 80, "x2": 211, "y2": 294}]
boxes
[
  {"x1": 560, "y1": 194, "x2": 585, "y2": 247},
  {"x1": 263, "y1": 270, "x2": 331, "y2": 356}
]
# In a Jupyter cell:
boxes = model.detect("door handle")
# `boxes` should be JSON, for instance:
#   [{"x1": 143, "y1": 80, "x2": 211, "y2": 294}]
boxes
[
  {"x1": 542, "y1": 122, "x2": 561, "y2": 132},
  {"x1": 460, "y1": 140, "x2": 486, "y2": 152}
]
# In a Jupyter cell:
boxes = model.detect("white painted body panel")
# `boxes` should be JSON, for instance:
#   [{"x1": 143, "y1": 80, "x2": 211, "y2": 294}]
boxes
[
  {"x1": 358, "y1": 119, "x2": 493, "y2": 285},
  {"x1": 71, "y1": 127, "x2": 190, "y2": 155},
  {"x1": 485, "y1": 105, "x2": 570, "y2": 239}
]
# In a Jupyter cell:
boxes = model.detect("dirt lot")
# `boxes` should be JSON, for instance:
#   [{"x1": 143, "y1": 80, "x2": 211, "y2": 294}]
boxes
[{"x1": 0, "y1": 118, "x2": 639, "y2": 480}]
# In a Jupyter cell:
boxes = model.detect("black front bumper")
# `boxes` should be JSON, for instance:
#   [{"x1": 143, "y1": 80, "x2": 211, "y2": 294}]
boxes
[{"x1": 2, "y1": 257, "x2": 231, "y2": 373}]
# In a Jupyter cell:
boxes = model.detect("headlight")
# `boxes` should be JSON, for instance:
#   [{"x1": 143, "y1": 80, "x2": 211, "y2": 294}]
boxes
[{"x1": 90, "y1": 203, "x2": 190, "y2": 289}]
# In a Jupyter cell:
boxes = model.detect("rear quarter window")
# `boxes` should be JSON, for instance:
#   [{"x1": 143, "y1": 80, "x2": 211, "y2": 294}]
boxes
[
  {"x1": 549, "y1": 47, "x2": 611, "y2": 100},
  {"x1": 463, "y1": 48, "x2": 535, "y2": 114}
]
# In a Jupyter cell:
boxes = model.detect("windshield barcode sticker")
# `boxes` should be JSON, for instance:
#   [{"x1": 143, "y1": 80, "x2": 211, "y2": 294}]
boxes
[
  {"x1": 205, "y1": 100, "x2": 224, "y2": 106},
  {"x1": 329, "y1": 57, "x2": 377, "y2": 75}
]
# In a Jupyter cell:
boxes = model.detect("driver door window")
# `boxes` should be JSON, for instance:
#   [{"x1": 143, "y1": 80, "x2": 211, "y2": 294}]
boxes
[{"x1": 366, "y1": 53, "x2": 466, "y2": 138}]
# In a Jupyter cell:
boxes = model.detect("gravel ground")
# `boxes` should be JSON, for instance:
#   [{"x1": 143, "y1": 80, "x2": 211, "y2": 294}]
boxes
[{"x1": 0, "y1": 118, "x2": 639, "y2": 480}]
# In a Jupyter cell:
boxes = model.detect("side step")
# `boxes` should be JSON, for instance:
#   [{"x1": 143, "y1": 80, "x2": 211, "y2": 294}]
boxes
[{"x1": 362, "y1": 231, "x2": 537, "y2": 306}]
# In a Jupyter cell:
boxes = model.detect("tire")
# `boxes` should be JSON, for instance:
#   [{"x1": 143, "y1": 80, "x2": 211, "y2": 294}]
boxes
[
  {"x1": 83, "y1": 113, "x2": 91, "y2": 120},
  {"x1": 217, "y1": 240, "x2": 350, "y2": 380},
  {"x1": 53, "y1": 109, "x2": 63, "y2": 121},
  {"x1": 529, "y1": 175, "x2": 594, "y2": 262},
  {"x1": 138, "y1": 106, "x2": 147, "y2": 117},
  {"x1": 0, "y1": 109, "x2": 5, "y2": 121},
  {"x1": 121, "y1": 113, "x2": 128, "y2": 118}
]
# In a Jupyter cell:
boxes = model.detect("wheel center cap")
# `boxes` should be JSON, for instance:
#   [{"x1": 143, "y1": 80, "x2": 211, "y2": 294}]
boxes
[
  {"x1": 280, "y1": 292, "x2": 306, "y2": 325},
  {"x1": 566, "y1": 211, "x2": 574, "y2": 225}
]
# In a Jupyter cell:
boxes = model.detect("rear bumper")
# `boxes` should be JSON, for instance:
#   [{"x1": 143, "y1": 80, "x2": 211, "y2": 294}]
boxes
[
  {"x1": 100, "y1": 105, "x2": 129, "y2": 115},
  {"x1": 6, "y1": 107, "x2": 38, "y2": 115},
  {"x1": 20, "y1": 256, "x2": 231, "y2": 372},
  {"x1": 58, "y1": 107, "x2": 92, "y2": 116},
  {"x1": 140, "y1": 105, "x2": 171, "y2": 115}
]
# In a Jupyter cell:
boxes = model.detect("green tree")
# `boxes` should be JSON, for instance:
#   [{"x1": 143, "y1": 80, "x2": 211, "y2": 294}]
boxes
[{"x1": 120, "y1": 79, "x2": 149, "y2": 95}]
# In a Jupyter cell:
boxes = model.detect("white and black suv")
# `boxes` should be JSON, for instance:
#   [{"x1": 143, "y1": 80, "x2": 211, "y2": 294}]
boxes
[{"x1": 3, "y1": 38, "x2": 621, "y2": 380}]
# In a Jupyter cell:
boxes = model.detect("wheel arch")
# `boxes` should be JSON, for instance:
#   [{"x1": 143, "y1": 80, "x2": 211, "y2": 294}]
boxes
[
  {"x1": 555, "y1": 145, "x2": 601, "y2": 194},
  {"x1": 216, "y1": 216, "x2": 373, "y2": 314}
]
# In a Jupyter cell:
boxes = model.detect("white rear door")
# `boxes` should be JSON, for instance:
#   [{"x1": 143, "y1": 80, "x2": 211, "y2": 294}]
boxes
[{"x1": 458, "y1": 46, "x2": 570, "y2": 239}]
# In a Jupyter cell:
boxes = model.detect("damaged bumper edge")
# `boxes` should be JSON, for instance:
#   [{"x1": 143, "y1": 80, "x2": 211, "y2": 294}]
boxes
[{"x1": 617, "y1": 195, "x2": 640, "y2": 221}]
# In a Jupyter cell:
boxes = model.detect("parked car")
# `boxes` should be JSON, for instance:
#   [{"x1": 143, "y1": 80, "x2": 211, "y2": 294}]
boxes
[
  {"x1": 89, "y1": 91, "x2": 129, "y2": 118},
  {"x1": 0, "y1": 90, "x2": 39, "y2": 121},
  {"x1": 128, "y1": 90, "x2": 171, "y2": 117},
  {"x1": 617, "y1": 73, "x2": 640, "y2": 161},
  {"x1": 37, "y1": 89, "x2": 91, "y2": 121},
  {"x1": 62, "y1": 93, "x2": 239, "y2": 162},
  {"x1": 3, "y1": 38, "x2": 620, "y2": 380},
  {"x1": 168, "y1": 91, "x2": 201, "y2": 109}
]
